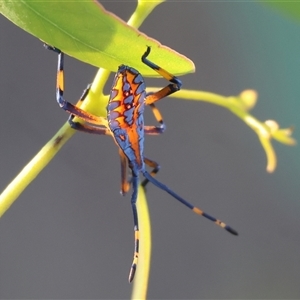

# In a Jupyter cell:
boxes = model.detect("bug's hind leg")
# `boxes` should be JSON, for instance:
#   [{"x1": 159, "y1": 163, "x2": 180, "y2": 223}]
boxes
[
  {"x1": 119, "y1": 155, "x2": 156, "y2": 195},
  {"x1": 141, "y1": 46, "x2": 182, "y2": 105},
  {"x1": 128, "y1": 174, "x2": 140, "y2": 283},
  {"x1": 142, "y1": 170, "x2": 238, "y2": 236},
  {"x1": 141, "y1": 157, "x2": 160, "y2": 189},
  {"x1": 119, "y1": 149, "x2": 131, "y2": 196}
]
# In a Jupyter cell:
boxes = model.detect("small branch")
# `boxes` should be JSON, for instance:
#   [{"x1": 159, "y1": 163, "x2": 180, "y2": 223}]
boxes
[
  {"x1": 0, "y1": 123, "x2": 74, "y2": 217},
  {"x1": 146, "y1": 88, "x2": 296, "y2": 173}
]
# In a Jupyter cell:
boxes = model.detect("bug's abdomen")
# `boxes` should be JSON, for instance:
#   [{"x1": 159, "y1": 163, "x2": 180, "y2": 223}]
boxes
[
  {"x1": 107, "y1": 65, "x2": 146, "y2": 170},
  {"x1": 107, "y1": 65, "x2": 146, "y2": 131}
]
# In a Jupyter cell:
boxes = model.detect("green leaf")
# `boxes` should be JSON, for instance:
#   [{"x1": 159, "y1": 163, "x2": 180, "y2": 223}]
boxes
[
  {"x1": 0, "y1": 0, "x2": 194, "y2": 76},
  {"x1": 263, "y1": 1, "x2": 300, "y2": 22}
]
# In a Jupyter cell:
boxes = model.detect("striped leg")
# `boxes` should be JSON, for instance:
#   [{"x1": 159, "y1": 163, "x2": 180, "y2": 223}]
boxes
[
  {"x1": 141, "y1": 46, "x2": 182, "y2": 106},
  {"x1": 120, "y1": 155, "x2": 160, "y2": 193},
  {"x1": 120, "y1": 149, "x2": 131, "y2": 196},
  {"x1": 144, "y1": 103, "x2": 166, "y2": 135},
  {"x1": 141, "y1": 157, "x2": 160, "y2": 188},
  {"x1": 67, "y1": 84, "x2": 111, "y2": 135},
  {"x1": 128, "y1": 174, "x2": 140, "y2": 283},
  {"x1": 68, "y1": 115, "x2": 111, "y2": 135},
  {"x1": 45, "y1": 44, "x2": 107, "y2": 127},
  {"x1": 142, "y1": 170, "x2": 238, "y2": 236}
]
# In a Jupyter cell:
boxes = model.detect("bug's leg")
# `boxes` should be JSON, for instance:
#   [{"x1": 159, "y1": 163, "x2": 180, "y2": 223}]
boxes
[
  {"x1": 67, "y1": 114, "x2": 111, "y2": 135},
  {"x1": 120, "y1": 149, "x2": 131, "y2": 196},
  {"x1": 142, "y1": 170, "x2": 238, "y2": 236},
  {"x1": 65, "y1": 83, "x2": 111, "y2": 134},
  {"x1": 128, "y1": 173, "x2": 140, "y2": 283},
  {"x1": 76, "y1": 83, "x2": 91, "y2": 105},
  {"x1": 141, "y1": 157, "x2": 160, "y2": 188},
  {"x1": 144, "y1": 103, "x2": 166, "y2": 135},
  {"x1": 141, "y1": 46, "x2": 182, "y2": 106},
  {"x1": 142, "y1": 102, "x2": 163, "y2": 186},
  {"x1": 45, "y1": 44, "x2": 107, "y2": 127},
  {"x1": 44, "y1": 44, "x2": 61, "y2": 54}
]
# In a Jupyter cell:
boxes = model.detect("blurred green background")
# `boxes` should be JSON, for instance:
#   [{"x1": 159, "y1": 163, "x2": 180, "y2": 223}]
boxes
[{"x1": 0, "y1": 1, "x2": 299, "y2": 299}]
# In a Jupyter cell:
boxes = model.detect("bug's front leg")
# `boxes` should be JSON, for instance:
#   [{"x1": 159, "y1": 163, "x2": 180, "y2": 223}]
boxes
[
  {"x1": 45, "y1": 44, "x2": 107, "y2": 127},
  {"x1": 141, "y1": 46, "x2": 182, "y2": 105}
]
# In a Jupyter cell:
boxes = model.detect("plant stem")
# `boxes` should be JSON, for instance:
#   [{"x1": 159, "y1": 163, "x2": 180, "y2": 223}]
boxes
[
  {"x1": 0, "y1": 123, "x2": 73, "y2": 217},
  {"x1": 146, "y1": 87, "x2": 293, "y2": 173}
]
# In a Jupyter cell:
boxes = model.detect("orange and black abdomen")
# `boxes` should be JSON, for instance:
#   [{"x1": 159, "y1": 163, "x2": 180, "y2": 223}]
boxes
[{"x1": 107, "y1": 65, "x2": 146, "y2": 172}]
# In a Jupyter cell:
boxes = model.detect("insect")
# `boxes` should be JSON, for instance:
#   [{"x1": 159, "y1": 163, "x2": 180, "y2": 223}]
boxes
[{"x1": 46, "y1": 45, "x2": 238, "y2": 282}]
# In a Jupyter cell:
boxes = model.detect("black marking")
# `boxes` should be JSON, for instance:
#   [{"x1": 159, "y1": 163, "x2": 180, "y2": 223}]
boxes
[
  {"x1": 225, "y1": 226, "x2": 238, "y2": 236},
  {"x1": 53, "y1": 134, "x2": 64, "y2": 147},
  {"x1": 44, "y1": 44, "x2": 61, "y2": 54},
  {"x1": 79, "y1": 84, "x2": 91, "y2": 102},
  {"x1": 128, "y1": 264, "x2": 136, "y2": 283}
]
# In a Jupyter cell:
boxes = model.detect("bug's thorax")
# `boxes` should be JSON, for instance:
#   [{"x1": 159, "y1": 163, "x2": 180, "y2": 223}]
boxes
[{"x1": 107, "y1": 65, "x2": 147, "y2": 171}]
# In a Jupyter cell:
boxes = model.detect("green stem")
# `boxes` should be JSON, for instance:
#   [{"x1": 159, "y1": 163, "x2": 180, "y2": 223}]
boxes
[
  {"x1": 127, "y1": 0, "x2": 165, "y2": 28},
  {"x1": 0, "y1": 124, "x2": 74, "y2": 217},
  {"x1": 146, "y1": 88, "x2": 292, "y2": 173},
  {"x1": 0, "y1": 66, "x2": 111, "y2": 218}
]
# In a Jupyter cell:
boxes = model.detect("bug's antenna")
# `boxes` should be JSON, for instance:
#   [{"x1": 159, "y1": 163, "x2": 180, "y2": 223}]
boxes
[{"x1": 142, "y1": 171, "x2": 238, "y2": 236}]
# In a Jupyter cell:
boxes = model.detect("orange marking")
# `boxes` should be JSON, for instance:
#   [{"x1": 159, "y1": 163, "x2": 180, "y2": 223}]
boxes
[
  {"x1": 152, "y1": 105, "x2": 163, "y2": 122},
  {"x1": 145, "y1": 86, "x2": 171, "y2": 105},
  {"x1": 57, "y1": 70, "x2": 64, "y2": 91},
  {"x1": 135, "y1": 230, "x2": 139, "y2": 240},
  {"x1": 193, "y1": 207, "x2": 204, "y2": 215},
  {"x1": 219, "y1": 222, "x2": 226, "y2": 228}
]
